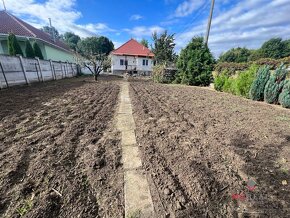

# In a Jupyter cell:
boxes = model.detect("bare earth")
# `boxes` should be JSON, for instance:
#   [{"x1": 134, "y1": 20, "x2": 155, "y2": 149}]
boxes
[{"x1": 1, "y1": 76, "x2": 290, "y2": 217}]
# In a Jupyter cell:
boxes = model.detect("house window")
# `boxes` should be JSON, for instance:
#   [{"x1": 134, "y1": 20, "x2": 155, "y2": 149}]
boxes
[
  {"x1": 120, "y1": 59, "x2": 124, "y2": 65},
  {"x1": 143, "y1": 59, "x2": 148, "y2": 66}
]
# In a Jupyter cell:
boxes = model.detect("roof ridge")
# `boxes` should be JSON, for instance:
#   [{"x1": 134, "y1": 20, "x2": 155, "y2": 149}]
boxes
[{"x1": 6, "y1": 11, "x2": 36, "y2": 37}]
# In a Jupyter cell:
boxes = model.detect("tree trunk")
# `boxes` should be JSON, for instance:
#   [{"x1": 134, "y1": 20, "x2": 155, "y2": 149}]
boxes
[{"x1": 94, "y1": 74, "x2": 98, "y2": 81}]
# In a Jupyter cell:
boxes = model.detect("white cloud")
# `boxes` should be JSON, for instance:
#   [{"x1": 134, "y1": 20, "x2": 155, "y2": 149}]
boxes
[
  {"x1": 124, "y1": 26, "x2": 165, "y2": 37},
  {"x1": 175, "y1": 0, "x2": 290, "y2": 57},
  {"x1": 174, "y1": 0, "x2": 204, "y2": 17},
  {"x1": 0, "y1": 0, "x2": 114, "y2": 38},
  {"x1": 130, "y1": 14, "x2": 143, "y2": 21}
]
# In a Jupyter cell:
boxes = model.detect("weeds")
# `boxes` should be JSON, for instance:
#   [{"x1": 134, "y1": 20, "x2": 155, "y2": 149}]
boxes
[{"x1": 16, "y1": 197, "x2": 34, "y2": 216}]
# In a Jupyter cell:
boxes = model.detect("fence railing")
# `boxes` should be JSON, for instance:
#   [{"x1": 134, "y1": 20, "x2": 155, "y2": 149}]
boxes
[{"x1": 0, "y1": 54, "x2": 79, "y2": 89}]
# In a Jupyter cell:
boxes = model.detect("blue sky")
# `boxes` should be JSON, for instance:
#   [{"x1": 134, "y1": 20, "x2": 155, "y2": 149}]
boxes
[{"x1": 1, "y1": 0, "x2": 290, "y2": 56}]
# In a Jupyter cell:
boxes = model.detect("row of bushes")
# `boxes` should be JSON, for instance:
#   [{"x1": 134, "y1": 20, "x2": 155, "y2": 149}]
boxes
[
  {"x1": 215, "y1": 57, "x2": 290, "y2": 75},
  {"x1": 214, "y1": 64, "x2": 290, "y2": 108}
]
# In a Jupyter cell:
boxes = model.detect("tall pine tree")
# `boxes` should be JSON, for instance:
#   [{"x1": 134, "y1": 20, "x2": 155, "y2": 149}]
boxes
[
  {"x1": 25, "y1": 40, "x2": 35, "y2": 58},
  {"x1": 33, "y1": 42, "x2": 44, "y2": 60}
]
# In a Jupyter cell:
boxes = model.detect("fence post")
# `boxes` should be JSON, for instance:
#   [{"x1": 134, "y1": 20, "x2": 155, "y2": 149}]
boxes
[
  {"x1": 0, "y1": 61, "x2": 9, "y2": 88},
  {"x1": 19, "y1": 55, "x2": 29, "y2": 85},
  {"x1": 66, "y1": 61, "x2": 70, "y2": 77},
  {"x1": 36, "y1": 57, "x2": 44, "y2": 82},
  {"x1": 71, "y1": 63, "x2": 74, "y2": 76},
  {"x1": 35, "y1": 63, "x2": 41, "y2": 82},
  {"x1": 49, "y1": 60, "x2": 55, "y2": 80},
  {"x1": 60, "y1": 62, "x2": 64, "y2": 78}
]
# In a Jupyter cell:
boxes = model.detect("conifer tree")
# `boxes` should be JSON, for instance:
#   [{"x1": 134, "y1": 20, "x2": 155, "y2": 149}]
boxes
[
  {"x1": 33, "y1": 42, "x2": 44, "y2": 60},
  {"x1": 25, "y1": 40, "x2": 35, "y2": 58},
  {"x1": 7, "y1": 33, "x2": 23, "y2": 56},
  {"x1": 279, "y1": 81, "x2": 290, "y2": 108},
  {"x1": 249, "y1": 65, "x2": 270, "y2": 101}
]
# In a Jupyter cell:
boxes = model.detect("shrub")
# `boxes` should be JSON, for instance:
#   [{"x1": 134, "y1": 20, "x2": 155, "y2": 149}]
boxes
[
  {"x1": 33, "y1": 42, "x2": 44, "y2": 60},
  {"x1": 215, "y1": 62, "x2": 249, "y2": 75},
  {"x1": 249, "y1": 65, "x2": 271, "y2": 101},
  {"x1": 214, "y1": 72, "x2": 228, "y2": 91},
  {"x1": 152, "y1": 64, "x2": 176, "y2": 83},
  {"x1": 7, "y1": 33, "x2": 23, "y2": 56},
  {"x1": 175, "y1": 36, "x2": 215, "y2": 86},
  {"x1": 264, "y1": 64, "x2": 288, "y2": 104},
  {"x1": 222, "y1": 77, "x2": 237, "y2": 94},
  {"x1": 279, "y1": 81, "x2": 290, "y2": 108},
  {"x1": 235, "y1": 65, "x2": 258, "y2": 98},
  {"x1": 25, "y1": 40, "x2": 35, "y2": 58}
]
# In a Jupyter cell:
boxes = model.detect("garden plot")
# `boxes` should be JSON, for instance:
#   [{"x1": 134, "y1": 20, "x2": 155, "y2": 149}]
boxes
[
  {"x1": 0, "y1": 76, "x2": 124, "y2": 217},
  {"x1": 130, "y1": 79, "x2": 290, "y2": 217}
]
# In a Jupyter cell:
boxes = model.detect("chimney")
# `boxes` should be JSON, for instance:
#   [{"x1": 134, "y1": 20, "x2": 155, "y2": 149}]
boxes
[{"x1": 48, "y1": 18, "x2": 56, "y2": 43}]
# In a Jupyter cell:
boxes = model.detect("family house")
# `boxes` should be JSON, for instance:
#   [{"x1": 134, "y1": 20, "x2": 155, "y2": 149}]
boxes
[
  {"x1": 0, "y1": 10, "x2": 74, "y2": 62},
  {"x1": 111, "y1": 39, "x2": 154, "y2": 75}
]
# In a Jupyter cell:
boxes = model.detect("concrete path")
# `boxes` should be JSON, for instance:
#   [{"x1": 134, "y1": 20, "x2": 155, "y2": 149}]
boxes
[{"x1": 116, "y1": 81, "x2": 154, "y2": 218}]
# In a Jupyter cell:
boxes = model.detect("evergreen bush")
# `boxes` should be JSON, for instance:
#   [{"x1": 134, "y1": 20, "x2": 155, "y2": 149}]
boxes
[
  {"x1": 264, "y1": 64, "x2": 288, "y2": 104},
  {"x1": 25, "y1": 40, "x2": 35, "y2": 58},
  {"x1": 278, "y1": 81, "x2": 290, "y2": 108},
  {"x1": 249, "y1": 65, "x2": 270, "y2": 101},
  {"x1": 33, "y1": 42, "x2": 44, "y2": 60},
  {"x1": 7, "y1": 33, "x2": 23, "y2": 56}
]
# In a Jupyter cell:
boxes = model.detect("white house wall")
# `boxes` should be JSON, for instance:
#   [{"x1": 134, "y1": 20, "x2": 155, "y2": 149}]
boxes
[{"x1": 111, "y1": 55, "x2": 153, "y2": 73}]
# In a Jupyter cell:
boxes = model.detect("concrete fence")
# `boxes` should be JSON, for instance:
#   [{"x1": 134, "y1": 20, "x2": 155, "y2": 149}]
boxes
[{"x1": 0, "y1": 54, "x2": 78, "y2": 89}]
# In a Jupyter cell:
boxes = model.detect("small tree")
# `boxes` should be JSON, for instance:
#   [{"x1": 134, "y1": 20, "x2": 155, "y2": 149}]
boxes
[
  {"x1": 249, "y1": 65, "x2": 270, "y2": 101},
  {"x1": 33, "y1": 42, "x2": 44, "y2": 60},
  {"x1": 7, "y1": 33, "x2": 23, "y2": 56},
  {"x1": 77, "y1": 36, "x2": 114, "y2": 80},
  {"x1": 63, "y1": 32, "x2": 81, "y2": 51},
  {"x1": 175, "y1": 36, "x2": 215, "y2": 86},
  {"x1": 264, "y1": 64, "x2": 287, "y2": 104},
  {"x1": 25, "y1": 40, "x2": 35, "y2": 58},
  {"x1": 279, "y1": 81, "x2": 290, "y2": 108}
]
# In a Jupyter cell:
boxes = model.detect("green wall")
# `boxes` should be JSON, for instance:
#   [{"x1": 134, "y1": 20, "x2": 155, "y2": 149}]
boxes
[{"x1": 44, "y1": 44, "x2": 74, "y2": 62}]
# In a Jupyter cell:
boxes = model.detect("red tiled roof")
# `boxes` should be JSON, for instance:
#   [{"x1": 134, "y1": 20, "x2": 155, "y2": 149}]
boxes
[
  {"x1": 0, "y1": 10, "x2": 71, "y2": 53},
  {"x1": 111, "y1": 39, "x2": 154, "y2": 57}
]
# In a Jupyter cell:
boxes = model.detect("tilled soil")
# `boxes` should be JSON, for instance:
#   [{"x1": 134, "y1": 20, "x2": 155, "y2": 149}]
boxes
[
  {"x1": 0, "y1": 76, "x2": 124, "y2": 218},
  {"x1": 130, "y1": 80, "x2": 290, "y2": 217}
]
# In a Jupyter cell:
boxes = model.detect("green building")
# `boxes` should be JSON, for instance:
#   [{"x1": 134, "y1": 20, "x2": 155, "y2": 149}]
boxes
[{"x1": 0, "y1": 10, "x2": 74, "y2": 62}]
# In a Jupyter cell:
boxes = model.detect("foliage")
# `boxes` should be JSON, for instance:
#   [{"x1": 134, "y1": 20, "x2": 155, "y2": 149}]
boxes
[
  {"x1": 222, "y1": 77, "x2": 236, "y2": 94},
  {"x1": 25, "y1": 40, "x2": 35, "y2": 58},
  {"x1": 140, "y1": 38, "x2": 149, "y2": 48},
  {"x1": 33, "y1": 42, "x2": 44, "y2": 59},
  {"x1": 7, "y1": 33, "x2": 23, "y2": 56},
  {"x1": 77, "y1": 36, "x2": 114, "y2": 80},
  {"x1": 260, "y1": 38, "x2": 289, "y2": 59},
  {"x1": 175, "y1": 37, "x2": 215, "y2": 86},
  {"x1": 219, "y1": 47, "x2": 251, "y2": 63},
  {"x1": 264, "y1": 64, "x2": 288, "y2": 104},
  {"x1": 41, "y1": 26, "x2": 61, "y2": 39},
  {"x1": 215, "y1": 62, "x2": 249, "y2": 75},
  {"x1": 63, "y1": 32, "x2": 81, "y2": 51},
  {"x1": 152, "y1": 64, "x2": 176, "y2": 83},
  {"x1": 214, "y1": 72, "x2": 228, "y2": 91},
  {"x1": 234, "y1": 65, "x2": 258, "y2": 98},
  {"x1": 151, "y1": 31, "x2": 176, "y2": 64},
  {"x1": 249, "y1": 65, "x2": 271, "y2": 101},
  {"x1": 279, "y1": 81, "x2": 290, "y2": 108}
]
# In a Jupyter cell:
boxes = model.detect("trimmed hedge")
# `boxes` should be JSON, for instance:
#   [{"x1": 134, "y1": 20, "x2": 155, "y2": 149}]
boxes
[
  {"x1": 264, "y1": 64, "x2": 288, "y2": 104},
  {"x1": 249, "y1": 65, "x2": 271, "y2": 101}
]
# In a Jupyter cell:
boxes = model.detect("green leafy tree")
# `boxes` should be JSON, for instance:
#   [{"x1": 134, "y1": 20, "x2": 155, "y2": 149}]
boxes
[
  {"x1": 63, "y1": 32, "x2": 81, "y2": 51},
  {"x1": 33, "y1": 42, "x2": 44, "y2": 59},
  {"x1": 264, "y1": 64, "x2": 287, "y2": 104},
  {"x1": 77, "y1": 36, "x2": 114, "y2": 80},
  {"x1": 7, "y1": 33, "x2": 23, "y2": 56},
  {"x1": 219, "y1": 47, "x2": 251, "y2": 63},
  {"x1": 25, "y1": 40, "x2": 35, "y2": 58},
  {"x1": 174, "y1": 36, "x2": 215, "y2": 86},
  {"x1": 260, "y1": 38, "x2": 287, "y2": 59},
  {"x1": 214, "y1": 72, "x2": 228, "y2": 91},
  {"x1": 41, "y1": 26, "x2": 61, "y2": 39},
  {"x1": 279, "y1": 81, "x2": 290, "y2": 108},
  {"x1": 151, "y1": 31, "x2": 176, "y2": 64},
  {"x1": 249, "y1": 65, "x2": 271, "y2": 101},
  {"x1": 140, "y1": 39, "x2": 149, "y2": 48}
]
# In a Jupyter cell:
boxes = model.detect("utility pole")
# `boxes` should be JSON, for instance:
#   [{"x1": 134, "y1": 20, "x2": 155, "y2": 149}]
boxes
[
  {"x1": 205, "y1": 0, "x2": 215, "y2": 46},
  {"x1": 2, "y1": 0, "x2": 6, "y2": 11}
]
